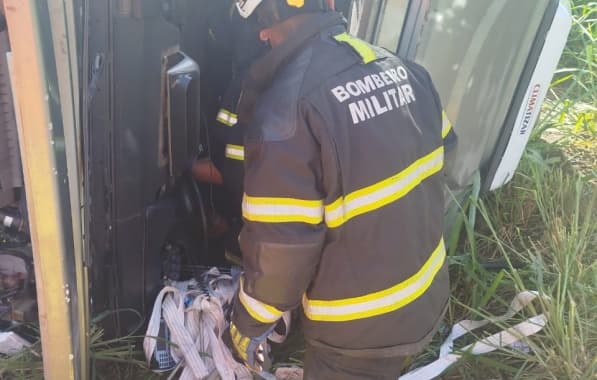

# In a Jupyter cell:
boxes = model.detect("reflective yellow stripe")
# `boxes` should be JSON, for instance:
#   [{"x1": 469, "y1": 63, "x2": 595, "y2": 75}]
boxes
[
  {"x1": 216, "y1": 108, "x2": 238, "y2": 127},
  {"x1": 334, "y1": 33, "x2": 377, "y2": 64},
  {"x1": 239, "y1": 277, "x2": 284, "y2": 324},
  {"x1": 303, "y1": 238, "x2": 446, "y2": 322},
  {"x1": 325, "y1": 147, "x2": 444, "y2": 228},
  {"x1": 228, "y1": 112, "x2": 238, "y2": 125},
  {"x1": 216, "y1": 111, "x2": 229, "y2": 125},
  {"x1": 225, "y1": 144, "x2": 244, "y2": 161},
  {"x1": 243, "y1": 195, "x2": 324, "y2": 224},
  {"x1": 230, "y1": 322, "x2": 251, "y2": 361},
  {"x1": 216, "y1": 111, "x2": 233, "y2": 126},
  {"x1": 442, "y1": 110, "x2": 453, "y2": 139}
]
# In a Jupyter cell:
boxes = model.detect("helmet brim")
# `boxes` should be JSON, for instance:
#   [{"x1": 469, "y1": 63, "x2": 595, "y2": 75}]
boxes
[{"x1": 236, "y1": 0, "x2": 263, "y2": 18}]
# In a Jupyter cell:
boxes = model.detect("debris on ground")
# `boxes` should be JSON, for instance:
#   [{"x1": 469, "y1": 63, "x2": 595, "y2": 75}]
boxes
[
  {"x1": 0, "y1": 331, "x2": 30, "y2": 355},
  {"x1": 275, "y1": 367, "x2": 303, "y2": 380}
]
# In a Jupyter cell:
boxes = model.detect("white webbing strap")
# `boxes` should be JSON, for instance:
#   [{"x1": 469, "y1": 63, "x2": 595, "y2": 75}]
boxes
[
  {"x1": 164, "y1": 287, "x2": 210, "y2": 378},
  {"x1": 144, "y1": 286, "x2": 185, "y2": 366},
  {"x1": 188, "y1": 292, "x2": 252, "y2": 380},
  {"x1": 267, "y1": 311, "x2": 292, "y2": 344},
  {"x1": 400, "y1": 291, "x2": 547, "y2": 380},
  {"x1": 144, "y1": 283, "x2": 252, "y2": 380}
]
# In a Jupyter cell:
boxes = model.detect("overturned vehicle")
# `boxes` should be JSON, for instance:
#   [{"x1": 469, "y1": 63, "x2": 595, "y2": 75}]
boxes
[{"x1": 0, "y1": 0, "x2": 571, "y2": 378}]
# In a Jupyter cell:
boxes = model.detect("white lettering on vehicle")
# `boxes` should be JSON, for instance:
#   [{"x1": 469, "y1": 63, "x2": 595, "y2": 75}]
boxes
[{"x1": 519, "y1": 84, "x2": 541, "y2": 136}]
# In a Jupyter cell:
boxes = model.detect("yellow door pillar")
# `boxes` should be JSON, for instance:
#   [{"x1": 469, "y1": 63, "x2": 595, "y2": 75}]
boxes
[{"x1": 4, "y1": 0, "x2": 87, "y2": 379}]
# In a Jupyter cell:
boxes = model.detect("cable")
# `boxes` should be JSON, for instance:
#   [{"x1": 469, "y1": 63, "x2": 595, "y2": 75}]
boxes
[
  {"x1": 91, "y1": 308, "x2": 145, "y2": 338},
  {"x1": 191, "y1": 178, "x2": 209, "y2": 262},
  {"x1": 200, "y1": 110, "x2": 217, "y2": 213}
]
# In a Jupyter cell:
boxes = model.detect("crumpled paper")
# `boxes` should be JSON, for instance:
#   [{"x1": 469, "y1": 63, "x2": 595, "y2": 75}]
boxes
[
  {"x1": 0, "y1": 332, "x2": 31, "y2": 355},
  {"x1": 275, "y1": 367, "x2": 303, "y2": 380}
]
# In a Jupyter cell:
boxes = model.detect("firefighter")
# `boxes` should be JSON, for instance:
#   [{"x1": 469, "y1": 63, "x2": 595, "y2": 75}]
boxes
[
  {"x1": 192, "y1": 9, "x2": 266, "y2": 259},
  {"x1": 228, "y1": 0, "x2": 457, "y2": 378}
]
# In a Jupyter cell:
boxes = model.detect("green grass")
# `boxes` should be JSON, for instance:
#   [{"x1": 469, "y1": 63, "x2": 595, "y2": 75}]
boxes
[
  {"x1": 0, "y1": 341, "x2": 43, "y2": 380},
  {"x1": 415, "y1": 1, "x2": 597, "y2": 378},
  {"x1": 430, "y1": 148, "x2": 596, "y2": 379},
  {"x1": 0, "y1": 313, "x2": 157, "y2": 380},
  {"x1": 536, "y1": 0, "x2": 596, "y2": 181},
  {"x1": 1, "y1": 1, "x2": 595, "y2": 379}
]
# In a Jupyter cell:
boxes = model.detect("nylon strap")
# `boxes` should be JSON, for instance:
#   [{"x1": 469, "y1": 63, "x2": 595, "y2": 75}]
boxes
[
  {"x1": 144, "y1": 272, "x2": 292, "y2": 379},
  {"x1": 144, "y1": 280, "x2": 253, "y2": 380},
  {"x1": 400, "y1": 291, "x2": 548, "y2": 380}
]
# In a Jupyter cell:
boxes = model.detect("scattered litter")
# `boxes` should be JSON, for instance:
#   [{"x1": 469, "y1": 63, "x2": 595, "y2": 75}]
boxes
[
  {"x1": 509, "y1": 340, "x2": 532, "y2": 354},
  {"x1": 0, "y1": 254, "x2": 27, "y2": 277},
  {"x1": 400, "y1": 291, "x2": 548, "y2": 380},
  {"x1": 258, "y1": 371, "x2": 277, "y2": 380},
  {"x1": 0, "y1": 331, "x2": 31, "y2": 355},
  {"x1": 275, "y1": 367, "x2": 303, "y2": 380}
]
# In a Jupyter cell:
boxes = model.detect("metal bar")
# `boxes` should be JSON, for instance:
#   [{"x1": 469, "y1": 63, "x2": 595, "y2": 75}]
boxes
[
  {"x1": 397, "y1": 0, "x2": 430, "y2": 60},
  {"x1": 3, "y1": 0, "x2": 83, "y2": 378},
  {"x1": 47, "y1": 0, "x2": 89, "y2": 376}
]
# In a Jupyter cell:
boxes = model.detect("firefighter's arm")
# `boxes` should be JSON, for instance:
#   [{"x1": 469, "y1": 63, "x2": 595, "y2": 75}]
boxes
[
  {"x1": 232, "y1": 104, "x2": 326, "y2": 339},
  {"x1": 423, "y1": 68, "x2": 457, "y2": 151},
  {"x1": 405, "y1": 60, "x2": 458, "y2": 150},
  {"x1": 191, "y1": 158, "x2": 223, "y2": 184}
]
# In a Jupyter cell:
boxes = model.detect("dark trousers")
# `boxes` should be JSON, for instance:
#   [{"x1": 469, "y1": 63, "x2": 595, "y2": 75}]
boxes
[{"x1": 303, "y1": 344, "x2": 408, "y2": 380}]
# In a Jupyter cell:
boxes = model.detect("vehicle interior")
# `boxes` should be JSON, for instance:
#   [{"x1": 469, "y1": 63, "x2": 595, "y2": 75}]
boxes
[
  {"x1": 0, "y1": 0, "x2": 569, "y2": 376},
  {"x1": 0, "y1": 0, "x2": 355, "y2": 336}
]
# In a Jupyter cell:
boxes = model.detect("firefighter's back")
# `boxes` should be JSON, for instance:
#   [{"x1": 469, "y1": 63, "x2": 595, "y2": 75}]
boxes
[{"x1": 297, "y1": 26, "x2": 451, "y2": 354}]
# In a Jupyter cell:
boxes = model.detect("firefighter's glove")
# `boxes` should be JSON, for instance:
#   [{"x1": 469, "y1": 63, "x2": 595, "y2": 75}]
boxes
[{"x1": 229, "y1": 321, "x2": 272, "y2": 371}]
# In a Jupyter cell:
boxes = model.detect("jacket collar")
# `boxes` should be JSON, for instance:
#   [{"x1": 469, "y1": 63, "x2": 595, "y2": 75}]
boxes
[{"x1": 238, "y1": 12, "x2": 346, "y2": 122}]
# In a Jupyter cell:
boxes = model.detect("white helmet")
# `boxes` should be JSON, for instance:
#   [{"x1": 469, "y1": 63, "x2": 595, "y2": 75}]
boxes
[
  {"x1": 236, "y1": 0, "x2": 265, "y2": 19},
  {"x1": 236, "y1": 0, "x2": 314, "y2": 19}
]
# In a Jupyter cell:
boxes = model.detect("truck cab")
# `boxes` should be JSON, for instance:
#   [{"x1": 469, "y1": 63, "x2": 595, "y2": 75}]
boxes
[{"x1": 0, "y1": 0, "x2": 570, "y2": 378}]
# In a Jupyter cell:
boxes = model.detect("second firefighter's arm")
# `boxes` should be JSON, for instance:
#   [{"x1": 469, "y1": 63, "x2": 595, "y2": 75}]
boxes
[{"x1": 232, "y1": 101, "x2": 326, "y2": 337}]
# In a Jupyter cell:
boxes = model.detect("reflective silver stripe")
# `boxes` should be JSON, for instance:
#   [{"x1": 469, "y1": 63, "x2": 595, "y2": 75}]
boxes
[
  {"x1": 225, "y1": 144, "x2": 244, "y2": 160},
  {"x1": 228, "y1": 113, "x2": 238, "y2": 125},
  {"x1": 239, "y1": 277, "x2": 284, "y2": 323},
  {"x1": 242, "y1": 195, "x2": 324, "y2": 224},
  {"x1": 216, "y1": 108, "x2": 238, "y2": 127},
  {"x1": 216, "y1": 110, "x2": 231, "y2": 126},
  {"x1": 303, "y1": 239, "x2": 446, "y2": 322},
  {"x1": 325, "y1": 147, "x2": 444, "y2": 228}
]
